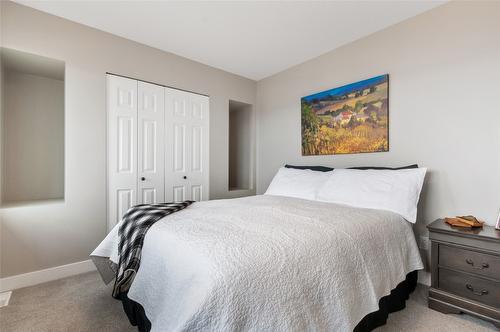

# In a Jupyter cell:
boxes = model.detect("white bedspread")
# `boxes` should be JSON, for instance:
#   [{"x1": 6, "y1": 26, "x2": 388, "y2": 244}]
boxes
[{"x1": 92, "y1": 195, "x2": 423, "y2": 332}]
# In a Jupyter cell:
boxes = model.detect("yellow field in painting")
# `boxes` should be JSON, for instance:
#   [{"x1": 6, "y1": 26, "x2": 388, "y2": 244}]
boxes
[{"x1": 307, "y1": 124, "x2": 388, "y2": 155}]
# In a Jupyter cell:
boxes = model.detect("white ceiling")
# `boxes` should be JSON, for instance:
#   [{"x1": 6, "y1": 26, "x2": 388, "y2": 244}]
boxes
[{"x1": 14, "y1": 1, "x2": 446, "y2": 80}]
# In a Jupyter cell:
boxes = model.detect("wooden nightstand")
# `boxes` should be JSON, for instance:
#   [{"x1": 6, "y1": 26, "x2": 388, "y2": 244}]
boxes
[{"x1": 427, "y1": 219, "x2": 500, "y2": 328}]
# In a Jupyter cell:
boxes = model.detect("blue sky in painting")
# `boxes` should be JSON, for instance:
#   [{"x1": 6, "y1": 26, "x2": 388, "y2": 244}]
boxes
[{"x1": 302, "y1": 74, "x2": 388, "y2": 102}]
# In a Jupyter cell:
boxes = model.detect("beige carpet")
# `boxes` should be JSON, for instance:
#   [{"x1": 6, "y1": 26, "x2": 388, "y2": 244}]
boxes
[{"x1": 0, "y1": 271, "x2": 497, "y2": 332}]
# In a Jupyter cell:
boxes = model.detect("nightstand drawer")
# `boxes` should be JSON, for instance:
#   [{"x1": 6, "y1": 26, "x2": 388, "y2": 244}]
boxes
[
  {"x1": 439, "y1": 268, "x2": 500, "y2": 308},
  {"x1": 439, "y1": 245, "x2": 500, "y2": 280}
]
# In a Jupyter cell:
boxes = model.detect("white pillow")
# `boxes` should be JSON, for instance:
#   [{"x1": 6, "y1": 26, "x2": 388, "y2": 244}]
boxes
[
  {"x1": 265, "y1": 167, "x2": 332, "y2": 201},
  {"x1": 317, "y1": 168, "x2": 427, "y2": 223}
]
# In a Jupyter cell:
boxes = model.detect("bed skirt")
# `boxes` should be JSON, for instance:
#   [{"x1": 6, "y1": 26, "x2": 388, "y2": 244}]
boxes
[{"x1": 119, "y1": 270, "x2": 418, "y2": 332}]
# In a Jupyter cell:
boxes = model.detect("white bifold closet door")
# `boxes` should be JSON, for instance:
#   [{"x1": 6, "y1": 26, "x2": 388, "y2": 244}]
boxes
[
  {"x1": 137, "y1": 81, "x2": 165, "y2": 204},
  {"x1": 165, "y1": 88, "x2": 210, "y2": 202},
  {"x1": 107, "y1": 74, "x2": 209, "y2": 230},
  {"x1": 107, "y1": 75, "x2": 138, "y2": 229}
]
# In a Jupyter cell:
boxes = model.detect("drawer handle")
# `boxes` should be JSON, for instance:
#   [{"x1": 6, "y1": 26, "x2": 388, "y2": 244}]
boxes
[
  {"x1": 465, "y1": 284, "x2": 488, "y2": 296},
  {"x1": 465, "y1": 258, "x2": 489, "y2": 270}
]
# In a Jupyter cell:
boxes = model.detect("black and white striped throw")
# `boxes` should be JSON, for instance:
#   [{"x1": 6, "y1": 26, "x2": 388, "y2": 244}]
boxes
[{"x1": 112, "y1": 201, "x2": 194, "y2": 298}]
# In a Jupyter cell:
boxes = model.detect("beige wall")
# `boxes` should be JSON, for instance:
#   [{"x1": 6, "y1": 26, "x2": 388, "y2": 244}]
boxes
[
  {"x1": 256, "y1": 0, "x2": 500, "y2": 248},
  {"x1": 3, "y1": 71, "x2": 64, "y2": 203},
  {"x1": 0, "y1": 1, "x2": 256, "y2": 277}
]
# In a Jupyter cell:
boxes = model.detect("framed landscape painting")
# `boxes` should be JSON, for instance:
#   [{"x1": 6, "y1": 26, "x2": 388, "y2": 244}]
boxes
[{"x1": 301, "y1": 74, "x2": 389, "y2": 155}]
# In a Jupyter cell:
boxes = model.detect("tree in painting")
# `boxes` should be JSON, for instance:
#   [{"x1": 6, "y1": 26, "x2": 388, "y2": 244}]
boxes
[{"x1": 301, "y1": 75, "x2": 389, "y2": 155}]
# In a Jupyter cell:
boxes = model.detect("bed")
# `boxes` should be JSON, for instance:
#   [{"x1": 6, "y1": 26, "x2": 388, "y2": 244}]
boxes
[{"x1": 92, "y1": 194, "x2": 423, "y2": 332}]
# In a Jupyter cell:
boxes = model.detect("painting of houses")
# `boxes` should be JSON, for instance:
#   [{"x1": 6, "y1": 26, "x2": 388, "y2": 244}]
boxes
[{"x1": 301, "y1": 74, "x2": 389, "y2": 155}]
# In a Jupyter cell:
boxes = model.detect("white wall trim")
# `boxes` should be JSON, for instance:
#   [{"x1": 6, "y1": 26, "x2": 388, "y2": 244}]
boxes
[
  {"x1": 418, "y1": 270, "x2": 431, "y2": 286},
  {"x1": 0, "y1": 260, "x2": 96, "y2": 292},
  {"x1": 0, "y1": 291, "x2": 12, "y2": 307}
]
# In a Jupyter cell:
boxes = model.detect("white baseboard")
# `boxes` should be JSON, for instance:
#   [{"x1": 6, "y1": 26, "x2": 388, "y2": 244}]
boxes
[
  {"x1": 418, "y1": 270, "x2": 431, "y2": 286},
  {"x1": 0, "y1": 259, "x2": 96, "y2": 292},
  {"x1": 0, "y1": 291, "x2": 12, "y2": 307}
]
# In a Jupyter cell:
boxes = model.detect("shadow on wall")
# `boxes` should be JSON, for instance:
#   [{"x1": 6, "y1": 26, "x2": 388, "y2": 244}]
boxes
[{"x1": 413, "y1": 170, "x2": 433, "y2": 273}]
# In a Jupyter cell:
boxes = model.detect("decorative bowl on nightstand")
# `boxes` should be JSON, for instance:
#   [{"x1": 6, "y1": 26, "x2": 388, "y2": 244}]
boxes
[{"x1": 427, "y1": 219, "x2": 500, "y2": 329}]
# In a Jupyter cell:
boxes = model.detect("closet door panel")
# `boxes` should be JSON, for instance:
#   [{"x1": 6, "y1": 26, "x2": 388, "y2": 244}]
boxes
[
  {"x1": 191, "y1": 184, "x2": 203, "y2": 201},
  {"x1": 138, "y1": 81, "x2": 165, "y2": 204},
  {"x1": 191, "y1": 125, "x2": 203, "y2": 173},
  {"x1": 173, "y1": 124, "x2": 186, "y2": 172},
  {"x1": 172, "y1": 186, "x2": 186, "y2": 202},
  {"x1": 117, "y1": 189, "x2": 134, "y2": 221},
  {"x1": 117, "y1": 117, "x2": 134, "y2": 172},
  {"x1": 107, "y1": 75, "x2": 138, "y2": 230}
]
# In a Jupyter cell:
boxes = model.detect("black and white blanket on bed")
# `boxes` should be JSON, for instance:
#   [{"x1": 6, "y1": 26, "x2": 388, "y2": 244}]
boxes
[{"x1": 112, "y1": 201, "x2": 193, "y2": 298}]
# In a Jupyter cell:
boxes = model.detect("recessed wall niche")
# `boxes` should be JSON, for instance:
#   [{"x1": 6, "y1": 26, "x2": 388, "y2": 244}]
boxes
[
  {"x1": 1, "y1": 48, "x2": 65, "y2": 205},
  {"x1": 228, "y1": 100, "x2": 253, "y2": 191}
]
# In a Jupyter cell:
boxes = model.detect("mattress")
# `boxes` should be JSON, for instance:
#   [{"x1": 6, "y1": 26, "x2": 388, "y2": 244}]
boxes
[{"x1": 92, "y1": 195, "x2": 423, "y2": 331}]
